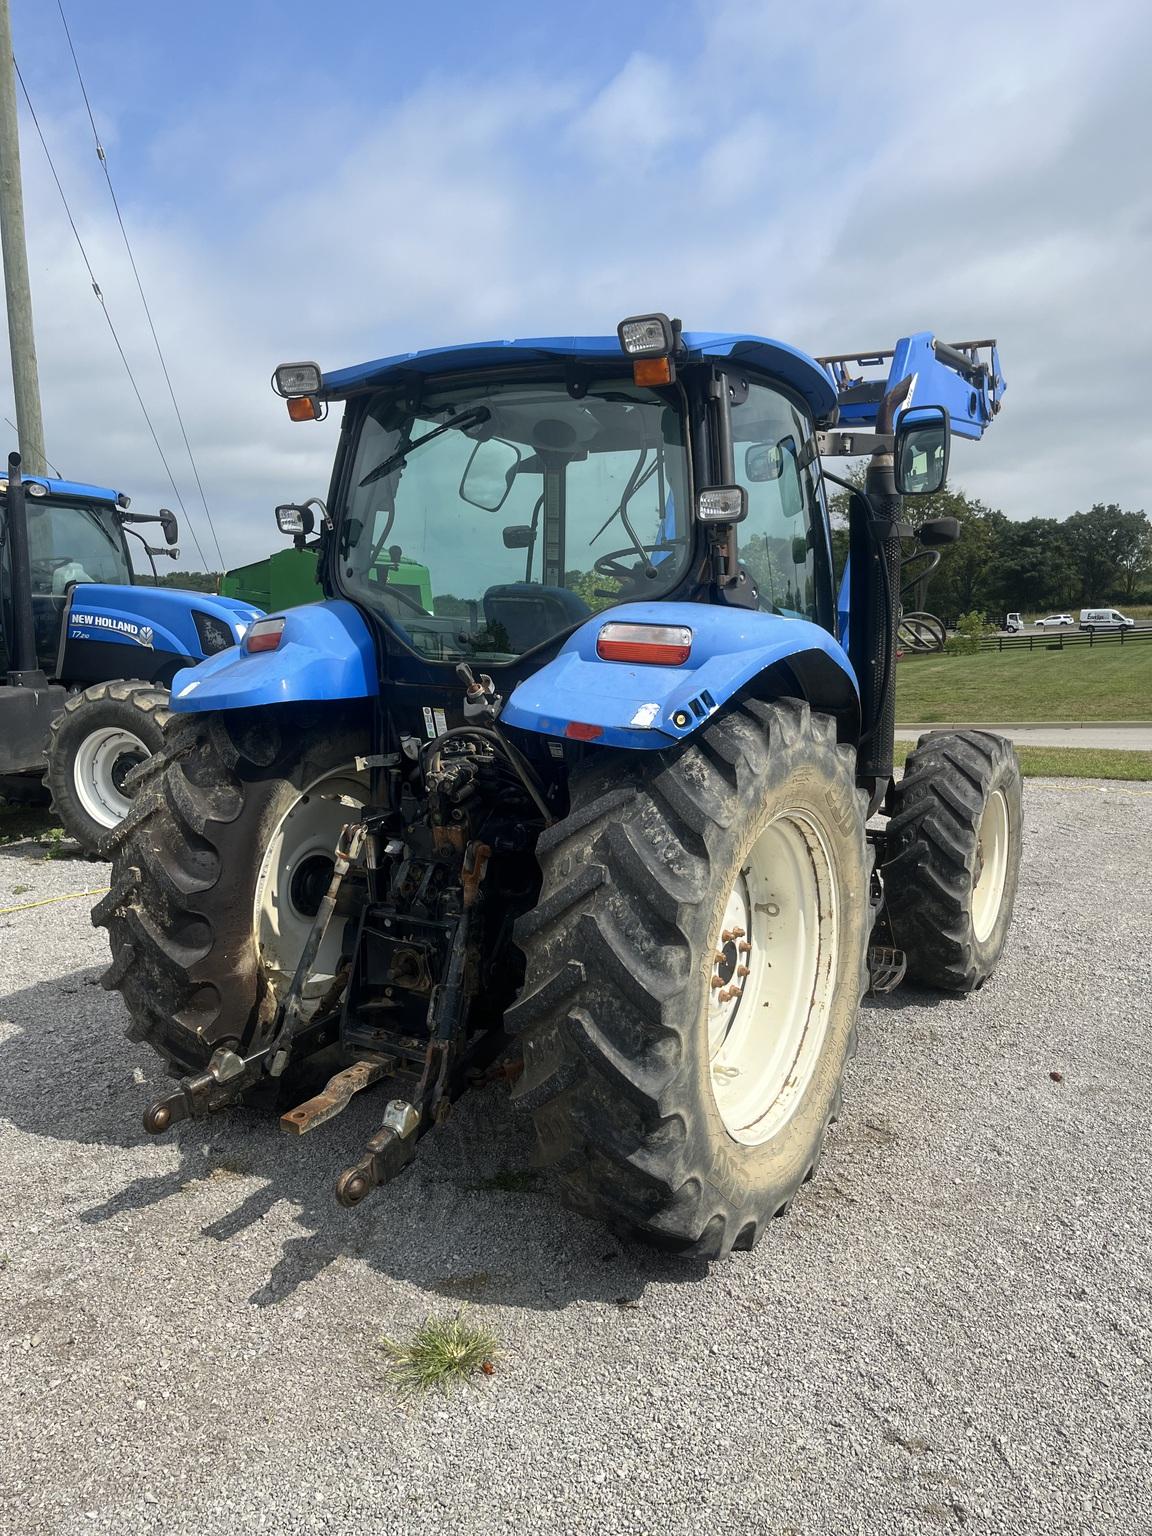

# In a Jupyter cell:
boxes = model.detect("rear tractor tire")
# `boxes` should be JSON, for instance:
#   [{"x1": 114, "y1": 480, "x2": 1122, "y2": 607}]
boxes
[
  {"x1": 509, "y1": 699, "x2": 870, "y2": 1259},
  {"x1": 93, "y1": 711, "x2": 368, "y2": 1081},
  {"x1": 884, "y1": 730, "x2": 1023, "y2": 991},
  {"x1": 47, "y1": 680, "x2": 173, "y2": 855}
]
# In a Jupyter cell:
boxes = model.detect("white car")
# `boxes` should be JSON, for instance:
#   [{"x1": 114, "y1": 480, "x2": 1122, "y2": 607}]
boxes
[{"x1": 1036, "y1": 614, "x2": 1075, "y2": 628}]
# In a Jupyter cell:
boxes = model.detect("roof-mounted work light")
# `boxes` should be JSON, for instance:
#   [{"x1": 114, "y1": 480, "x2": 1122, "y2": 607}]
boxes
[
  {"x1": 272, "y1": 361, "x2": 322, "y2": 397},
  {"x1": 617, "y1": 313, "x2": 679, "y2": 386},
  {"x1": 272, "y1": 361, "x2": 325, "y2": 421}
]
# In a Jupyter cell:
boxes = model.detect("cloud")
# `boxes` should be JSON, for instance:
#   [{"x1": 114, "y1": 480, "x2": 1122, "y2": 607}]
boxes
[{"x1": 1, "y1": 0, "x2": 1149, "y2": 572}]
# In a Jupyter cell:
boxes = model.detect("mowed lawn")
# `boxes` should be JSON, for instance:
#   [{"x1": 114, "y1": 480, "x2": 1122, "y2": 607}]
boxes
[{"x1": 896, "y1": 642, "x2": 1152, "y2": 722}]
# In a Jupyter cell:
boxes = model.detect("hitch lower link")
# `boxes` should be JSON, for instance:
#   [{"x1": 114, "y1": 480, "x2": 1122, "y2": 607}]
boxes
[
  {"x1": 139, "y1": 818, "x2": 491, "y2": 1212},
  {"x1": 141, "y1": 816, "x2": 367, "y2": 1138}
]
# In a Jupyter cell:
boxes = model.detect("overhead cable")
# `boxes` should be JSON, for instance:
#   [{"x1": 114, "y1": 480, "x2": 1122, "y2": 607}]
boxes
[
  {"x1": 13, "y1": 58, "x2": 210, "y2": 568},
  {"x1": 57, "y1": 1, "x2": 226, "y2": 569}
]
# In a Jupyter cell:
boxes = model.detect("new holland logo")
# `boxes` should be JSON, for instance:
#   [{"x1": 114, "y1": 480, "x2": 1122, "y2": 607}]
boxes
[{"x1": 69, "y1": 612, "x2": 156, "y2": 649}]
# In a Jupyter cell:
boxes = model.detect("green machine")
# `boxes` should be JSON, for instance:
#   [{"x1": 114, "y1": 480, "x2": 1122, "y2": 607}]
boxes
[{"x1": 221, "y1": 546, "x2": 432, "y2": 613}]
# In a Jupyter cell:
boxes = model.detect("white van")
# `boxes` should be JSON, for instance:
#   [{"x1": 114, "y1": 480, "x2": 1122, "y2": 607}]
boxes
[
  {"x1": 1005, "y1": 612, "x2": 1023, "y2": 633},
  {"x1": 1079, "y1": 608, "x2": 1135, "y2": 631}
]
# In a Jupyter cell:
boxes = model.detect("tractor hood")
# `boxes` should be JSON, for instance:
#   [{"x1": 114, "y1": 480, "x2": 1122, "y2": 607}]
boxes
[{"x1": 64, "y1": 584, "x2": 262, "y2": 662}]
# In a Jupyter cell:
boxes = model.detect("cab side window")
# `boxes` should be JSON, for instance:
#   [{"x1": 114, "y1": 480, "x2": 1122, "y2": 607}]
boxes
[{"x1": 731, "y1": 381, "x2": 818, "y2": 621}]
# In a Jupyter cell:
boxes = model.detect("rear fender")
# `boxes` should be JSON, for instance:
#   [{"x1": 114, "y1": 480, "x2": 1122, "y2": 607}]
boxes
[
  {"x1": 502, "y1": 602, "x2": 859, "y2": 750},
  {"x1": 169, "y1": 600, "x2": 377, "y2": 713}
]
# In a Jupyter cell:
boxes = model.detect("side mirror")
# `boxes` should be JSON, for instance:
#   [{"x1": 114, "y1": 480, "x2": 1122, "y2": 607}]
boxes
[
  {"x1": 158, "y1": 508, "x2": 179, "y2": 545},
  {"x1": 460, "y1": 437, "x2": 522, "y2": 512},
  {"x1": 276, "y1": 503, "x2": 315, "y2": 537},
  {"x1": 895, "y1": 406, "x2": 950, "y2": 495},
  {"x1": 744, "y1": 435, "x2": 798, "y2": 483},
  {"x1": 502, "y1": 525, "x2": 534, "y2": 549},
  {"x1": 917, "y1": 516, "x2": 961, "y2": 547}
]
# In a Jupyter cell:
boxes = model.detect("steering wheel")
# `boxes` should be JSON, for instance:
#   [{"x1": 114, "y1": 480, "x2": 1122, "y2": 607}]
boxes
[{"x1": 593, "y1": 547, "x2": 665, "y2": 584}]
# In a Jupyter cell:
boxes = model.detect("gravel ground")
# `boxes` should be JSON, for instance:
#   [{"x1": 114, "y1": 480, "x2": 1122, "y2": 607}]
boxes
[{"x1": 1, "y1": 780, "x2": 1149, "y2": 1536}]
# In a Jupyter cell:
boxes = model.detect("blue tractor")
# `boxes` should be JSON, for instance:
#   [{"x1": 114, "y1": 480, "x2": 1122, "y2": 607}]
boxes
[
  {"x1": 96, "y1": 319, "x2": 1021, "y2": 1257},
  {"x1": 0, "y1": 458, "x2": 260, "y2": 849}
]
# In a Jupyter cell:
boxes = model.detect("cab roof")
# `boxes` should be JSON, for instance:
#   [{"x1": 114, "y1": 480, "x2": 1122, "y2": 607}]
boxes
[
  {"x1": 0, "y1": 473, "x2": 122, "y2": 504},
  {"x1": 321, "y1": 332, "x2": 838, "y2": 419}
]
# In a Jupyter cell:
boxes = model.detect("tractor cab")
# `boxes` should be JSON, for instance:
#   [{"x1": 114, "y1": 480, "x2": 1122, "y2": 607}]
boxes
[{"x1": 0, "y1": 478, "x2": 134, "y2": 675}]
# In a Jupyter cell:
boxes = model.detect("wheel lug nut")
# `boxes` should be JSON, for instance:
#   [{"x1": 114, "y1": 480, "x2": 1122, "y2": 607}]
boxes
[
  {"x1": 711, "y1": 976, "x2": 724, "y2": 990},
  {"x1": 731, "y1": 927, "x2": 745, "y2": 939},
  {"x1": 736, "y1": 965, "x2": 749, "y2": 978},
  {"x1": 738, "y1": 941, "x2": 751, "y2": 954}
]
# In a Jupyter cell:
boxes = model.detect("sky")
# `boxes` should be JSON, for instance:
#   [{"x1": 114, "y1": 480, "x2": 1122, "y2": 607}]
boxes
[{"x1": 5, "y1": 0, "x2": 1151, "y2": 570}]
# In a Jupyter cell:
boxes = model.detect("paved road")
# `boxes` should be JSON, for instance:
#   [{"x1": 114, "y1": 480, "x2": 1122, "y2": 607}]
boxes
[
  {"x1": 1, "y1": 783, "x2": 1150, "y2": 1534},
  {"x1": 896, "y1": 724, "x2": 1152, "y2": 750}
]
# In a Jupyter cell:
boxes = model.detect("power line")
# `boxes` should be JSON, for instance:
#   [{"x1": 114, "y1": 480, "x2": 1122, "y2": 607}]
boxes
[
  {"x1": 13, "y1": 58, "x2": 210, "y2": 568},
  {"x1": 3, "y1": 415, "x2": 60, "y2": 476},
  {"x1": 57, "y1": 2, "x2": 226, "y2": 570}
]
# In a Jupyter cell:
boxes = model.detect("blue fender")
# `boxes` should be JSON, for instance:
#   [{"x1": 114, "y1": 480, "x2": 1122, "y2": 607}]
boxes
[
  {"x1": 65, "y1": 584, "x2": 262, "y2": 659},
  {"x1": 169, "y1": 600, "x2": 377, "y2": 713},
  {"x1": 502, "y1": 601, "x2": 859, "y2": 750}
]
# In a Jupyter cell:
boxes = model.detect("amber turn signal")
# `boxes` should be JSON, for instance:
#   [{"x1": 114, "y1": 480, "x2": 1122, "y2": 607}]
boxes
[
  {"x1": 287, "y1": 396, "x2": 320, "y2": 422},
  {"x1": 632, "y1": 356, "x2": 674, "y2": 387}
]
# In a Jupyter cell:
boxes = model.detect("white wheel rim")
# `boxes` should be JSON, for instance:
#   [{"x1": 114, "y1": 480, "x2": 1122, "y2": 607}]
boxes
[
  {"x1": 72, "y1": 726, "x2": 150, "y2": 829},
  {"x1": 972, "y1": 788, "x2": 1009, "y2": 942},
  {"x1": 253, "y1": 765, "x2": 368, "y2": 1008},
  {"x1": 708, "y1": 811, "x2": 840, "y2": 1146}
]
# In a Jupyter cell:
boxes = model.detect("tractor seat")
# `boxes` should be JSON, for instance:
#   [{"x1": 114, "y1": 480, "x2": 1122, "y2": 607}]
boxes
[{"x1": 482, "y1": 583, "x2": 590, "y2": 654}]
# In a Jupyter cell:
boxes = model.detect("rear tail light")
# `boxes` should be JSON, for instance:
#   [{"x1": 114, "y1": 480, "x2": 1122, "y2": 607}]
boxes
[
  {"x1": 597, "y1": 622, "x2": 692, "y2": 666},
  {"x1": 245, "y1": 617, "x2": 286, "y2": 653}
]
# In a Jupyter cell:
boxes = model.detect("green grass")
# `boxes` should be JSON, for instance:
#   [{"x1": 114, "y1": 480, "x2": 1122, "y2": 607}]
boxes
[
  {"x1": 893, "y1": 741, "x2": 1152, "y2": 781},
  {"x1": 896, "y1": 643, "x2": 1152, "y2": 723},
  {"x1": 381, "y1": 1311, "x2": 500, "y2": 1395}
]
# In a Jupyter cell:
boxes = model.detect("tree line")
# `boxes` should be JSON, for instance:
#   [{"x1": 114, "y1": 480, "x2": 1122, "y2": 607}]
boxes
[
  {"x1": 153, "y1": 489, "x2": 1152, "y2": 630},
  {"x1": 831, "y1": 480, "x2": 1152, "y2": 624}
]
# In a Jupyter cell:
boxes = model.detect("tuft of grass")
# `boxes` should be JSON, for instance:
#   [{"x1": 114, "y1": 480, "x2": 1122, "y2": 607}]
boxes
[
  {"x1": 893, "y1": 741, "x2": 1152, "y2": 781},
  {"x1": 381, "y1": 1310, "x2": 500, "y2": 1395}
]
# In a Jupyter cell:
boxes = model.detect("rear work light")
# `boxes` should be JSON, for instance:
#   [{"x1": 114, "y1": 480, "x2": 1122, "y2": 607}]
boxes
[
  {"x1": 245, "y1": 617, "x2": 286, "y2": 653},
  {"x1": 597, "y1": 622, "x2": 692, "y2": 666}
]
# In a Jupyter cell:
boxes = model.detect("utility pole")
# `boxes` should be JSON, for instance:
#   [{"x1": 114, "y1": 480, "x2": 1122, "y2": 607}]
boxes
[{"x1": 0, "y1": 0, "x2": 46, "y2": 475}]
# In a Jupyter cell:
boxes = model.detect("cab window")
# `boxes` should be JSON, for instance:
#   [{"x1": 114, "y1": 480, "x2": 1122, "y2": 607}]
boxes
[{"x1": 730, "y1": 381, "x2": 819, "y2": 621}]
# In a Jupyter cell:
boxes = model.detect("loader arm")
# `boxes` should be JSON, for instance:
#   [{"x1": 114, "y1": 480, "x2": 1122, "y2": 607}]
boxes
[{"x1": 818, "y1": 332, "x2": 1004, "y2": 443}]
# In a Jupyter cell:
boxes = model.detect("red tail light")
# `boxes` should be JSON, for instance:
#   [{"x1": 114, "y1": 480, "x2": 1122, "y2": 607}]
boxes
[
  {"x1": 245, "y1": 617, "x2": 286, "y2": 653},
  {"x1": 597, "y1": 622, "x2": 692, "y2": 666}
]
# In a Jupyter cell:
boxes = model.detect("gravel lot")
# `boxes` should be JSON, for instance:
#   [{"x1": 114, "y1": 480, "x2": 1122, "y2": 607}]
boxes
[{"x1": 1, "y1": 780, "x2": 1149, "y2": 1536}]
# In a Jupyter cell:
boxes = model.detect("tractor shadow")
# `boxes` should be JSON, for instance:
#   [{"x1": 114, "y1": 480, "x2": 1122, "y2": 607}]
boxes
[{"x1": 0, "y1": 967, "x2": 710, "y2": 1312}]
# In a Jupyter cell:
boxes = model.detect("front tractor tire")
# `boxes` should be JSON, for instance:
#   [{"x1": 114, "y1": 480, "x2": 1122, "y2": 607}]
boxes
[
  {"x1": 884, "y1": 730, "x2": 1023, "y2": 991},
  {"x1": 509, "y1": 699, "x2": 870, "y2": 1259},
  {"x1": 93, "y1": 710, "x2": 367, "y2": 1080},
  {"x1": 47, "y1": 680, "x2": 173, "y2": 855}
]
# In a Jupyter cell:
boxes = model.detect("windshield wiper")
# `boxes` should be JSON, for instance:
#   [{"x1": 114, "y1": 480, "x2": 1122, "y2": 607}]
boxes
[{"x1": 358, "y1": 406, "x2": 492, "y2": 488}]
